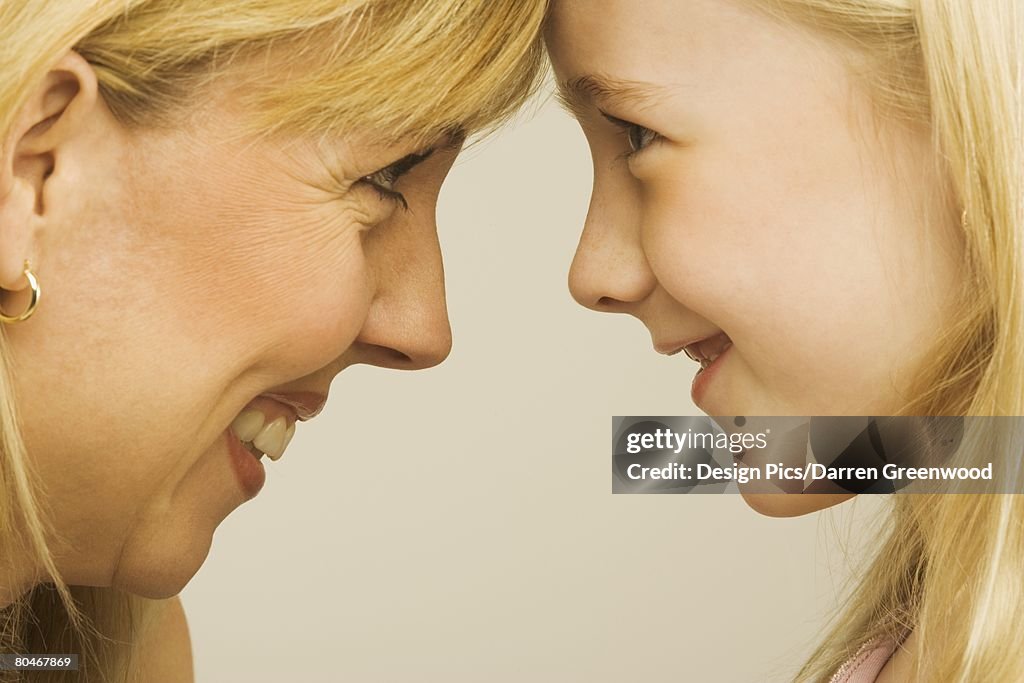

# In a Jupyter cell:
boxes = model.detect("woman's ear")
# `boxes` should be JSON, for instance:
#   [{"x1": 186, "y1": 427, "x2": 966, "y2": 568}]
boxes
[{"x1": 0, "y1": 51, "x2": 99, "y2": 290}]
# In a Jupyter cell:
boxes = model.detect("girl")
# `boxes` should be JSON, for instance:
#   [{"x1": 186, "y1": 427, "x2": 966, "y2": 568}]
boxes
[{"x1": 547, "y1": 0, "x2": 1023, "y2": 679}]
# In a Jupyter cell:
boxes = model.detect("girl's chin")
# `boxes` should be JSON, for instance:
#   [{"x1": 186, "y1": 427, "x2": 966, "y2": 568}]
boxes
[{"x1": 739, "y1": 491, "x2": 857, "y2": 517}]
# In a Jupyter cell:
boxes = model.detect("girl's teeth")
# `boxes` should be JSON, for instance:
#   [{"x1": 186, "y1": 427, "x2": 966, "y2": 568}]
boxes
[
  {"x1": 231, "y1": 409, "x2": 266, "y2": 442},
  {"x1": 252, "y1": 416, "x2": 288, "y2": 461}
]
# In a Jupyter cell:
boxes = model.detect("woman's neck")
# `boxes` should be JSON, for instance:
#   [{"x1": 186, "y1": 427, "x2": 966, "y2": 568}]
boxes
[{"x1": 0, "y1": 547, "x2": 40, "y2": 609}]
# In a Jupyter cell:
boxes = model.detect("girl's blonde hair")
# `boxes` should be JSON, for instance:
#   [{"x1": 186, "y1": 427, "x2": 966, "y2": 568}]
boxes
[
  {"x1": 0, "y1": 1, "x2": 547, "y2": 680},
  {"x1": 746, "y1": 1, "x2": 1023, "y2": 680}
]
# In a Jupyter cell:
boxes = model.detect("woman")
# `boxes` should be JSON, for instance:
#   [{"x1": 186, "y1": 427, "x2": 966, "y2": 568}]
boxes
[
  {"x1": 0, "y1": 1, "x2": 546, "y2": 680},
  {"x1": 546, "y1": 0, "x2": 1022, "y2": 680}
]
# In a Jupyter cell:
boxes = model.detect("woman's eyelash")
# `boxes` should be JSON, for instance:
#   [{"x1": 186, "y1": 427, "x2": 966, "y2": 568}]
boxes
[
  {"x1": 599, "y1": 111, "x2": 661, "y2": 158},
  {"x1": 361, "y1": 166, "x2": 409, "y2": 211},
  {"x1": 359, "y1": 147, "x2": 436, "y2": 212}
]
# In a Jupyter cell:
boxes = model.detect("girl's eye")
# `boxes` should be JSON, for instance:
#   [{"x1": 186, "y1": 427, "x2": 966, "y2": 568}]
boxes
[
  {"x1": 626, "y1": 123, "x2": 658, "y2": 153},
  {"x1": 600, "y1": 110, "x2": 661, "y2": 156}
]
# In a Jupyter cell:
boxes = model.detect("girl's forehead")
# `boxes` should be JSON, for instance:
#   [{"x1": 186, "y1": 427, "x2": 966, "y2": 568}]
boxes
[{"x1": 546, "y1": 0, "x2": 835, "y2": 89}]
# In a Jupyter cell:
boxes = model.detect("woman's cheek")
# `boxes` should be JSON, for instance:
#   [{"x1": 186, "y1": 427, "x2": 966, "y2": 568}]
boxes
[
  {"x1": 269, "y1": 229, "x2": 376, "y2": 373},
  {"x1": 203, "y1": 202, "x2": 377, "y2": 379}
]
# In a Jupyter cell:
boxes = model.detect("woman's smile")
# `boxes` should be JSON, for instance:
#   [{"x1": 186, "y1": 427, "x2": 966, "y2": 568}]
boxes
[{"x1": 222, "y1": 392, "x2": 321, "y2": 499}]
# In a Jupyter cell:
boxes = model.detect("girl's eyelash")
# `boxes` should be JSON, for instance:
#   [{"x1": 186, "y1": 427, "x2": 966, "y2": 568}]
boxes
[{"x1": 599, "y1": 110, "x2": 661, "y2": 160}]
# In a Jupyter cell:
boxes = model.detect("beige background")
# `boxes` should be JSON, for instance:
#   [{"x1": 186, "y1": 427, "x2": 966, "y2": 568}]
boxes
[{"x1": 180, "y1": 84, "x2": 888, "y2": 682}]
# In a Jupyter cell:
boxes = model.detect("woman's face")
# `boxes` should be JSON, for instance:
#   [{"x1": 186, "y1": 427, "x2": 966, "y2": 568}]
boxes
[
  {"x1": 546, "y1": 0, "x2": 964, "y2": 514},
  {"x1": 3, "y1": 54, "x2": 458, "y2": 596}
]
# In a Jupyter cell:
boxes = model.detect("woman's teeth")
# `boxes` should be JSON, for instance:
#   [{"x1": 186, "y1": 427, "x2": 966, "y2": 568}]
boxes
[{"x1": 230, "y1": 409, "x2": 295, "y2": 461}]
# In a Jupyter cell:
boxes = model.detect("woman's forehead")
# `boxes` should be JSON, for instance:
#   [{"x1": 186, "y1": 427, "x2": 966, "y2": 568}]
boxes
[{"x1": 75, "y1": 0, "x2": 546, "y2": 147}]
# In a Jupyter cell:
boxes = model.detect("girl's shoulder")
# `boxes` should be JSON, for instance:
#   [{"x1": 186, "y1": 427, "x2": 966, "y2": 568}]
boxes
[{"x1": 828, "y1": 638, "x2": 898, "y2": 683}]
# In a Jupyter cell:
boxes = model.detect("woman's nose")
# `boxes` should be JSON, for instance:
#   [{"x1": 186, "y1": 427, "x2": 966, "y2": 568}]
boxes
[
  {"x1": 382, "y1": 293, "x2": 453, "y2": 371},
  {"x1": 354, "y1": 300, "x2": 452, "y2": 370},
  {"x1": 568, "y1": 184, "x2": 657, "y2": 312},
  {"x1": 356, "y1": 230, "x2": 453, "y2": 371}
]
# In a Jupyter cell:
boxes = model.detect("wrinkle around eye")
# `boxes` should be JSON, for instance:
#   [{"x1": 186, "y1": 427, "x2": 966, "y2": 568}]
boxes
[
  {"x1": 348, "y1": 184, "x2": 404, "y2": 227},
  {"x1": 323, "y1": 190, "x2": 392, "y2": 233},
  {"x1": 298, "y1": 169, "x2": 400, "y2": 229},
  {"x1": 293, "y1": 156, "x2": 400, "y2": 224},
  {"x1": 274, "y1": 186, "x2": 384, "y2": 253}
]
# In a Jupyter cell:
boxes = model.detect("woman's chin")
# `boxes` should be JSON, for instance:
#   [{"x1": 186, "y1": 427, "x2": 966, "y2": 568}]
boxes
[
  {"x1": 111, "y1": 532, "x2": 212, "y2": 599},
  {"x1": 739, "y1": 491, "x2": 857, "y2": 517}
]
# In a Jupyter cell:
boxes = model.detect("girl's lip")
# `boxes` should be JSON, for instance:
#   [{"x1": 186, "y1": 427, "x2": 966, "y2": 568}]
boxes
[
  {"x1": 683, "y1": 332, "x2": 732, "y2": 364},
  {"x1": 654, "y1": 331, "x2": 726, "y2": 357},
  {"x1": 261, "y1": 392, "x2": 328, "y2": 421},
  {"x1": 690, "y1": 342, "x2": 733, "y2": 408}
]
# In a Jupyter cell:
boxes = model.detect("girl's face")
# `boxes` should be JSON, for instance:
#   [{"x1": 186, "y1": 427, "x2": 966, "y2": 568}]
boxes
[
  {"x1": 2, "y1": 54, "x2": 458, "y2": 596},
  {"x1": 546, "y1": 0, "x2": 964, "y2": 419}
]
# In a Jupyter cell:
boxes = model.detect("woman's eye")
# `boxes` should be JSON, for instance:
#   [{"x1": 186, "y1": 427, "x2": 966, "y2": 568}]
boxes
[
  {"x1": 361, "y1": 166, "x2": 408, "y2": 211},
  {"x1": 357, "y1": 147, "x2": 436, "y2": 212}
]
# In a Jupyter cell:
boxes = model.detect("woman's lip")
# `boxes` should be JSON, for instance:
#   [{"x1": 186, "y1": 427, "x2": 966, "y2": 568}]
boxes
[
  {"x1": 226, "y1": 428, "x2": 266, "y2": 500},
  {"x1": 690, "y1": 342, "x2": 733, "y2": 408},
  {"x1": 261, "y1": 392, "x2": 328, "y2": 421}
]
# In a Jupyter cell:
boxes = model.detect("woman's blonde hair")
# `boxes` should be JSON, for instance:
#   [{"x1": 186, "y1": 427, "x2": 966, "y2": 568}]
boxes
[
  {"x1": 0, "y1": 1, "x2": 547, "y2": 680},
  {"x1": 745, "y1": 0, "x2": 1023, "y2": 680}
]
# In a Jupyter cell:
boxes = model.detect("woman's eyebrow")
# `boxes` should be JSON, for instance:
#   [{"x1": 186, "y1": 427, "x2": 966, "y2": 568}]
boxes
[
  {"x1": 390, "y1": 148, "x2": 435, "y2": 174},
  {"x1": 393, "y1": 127, "x2": 466, "y2": 171},
  {"x1": 556, "y1": 74, "x2": 669, "y2": 119},
  {"x1": 439, "y1": 126, "x2": 468, "y2": 151},
  {"x1": 376, "y1": 127, "x2": 465, "y2": 171}
]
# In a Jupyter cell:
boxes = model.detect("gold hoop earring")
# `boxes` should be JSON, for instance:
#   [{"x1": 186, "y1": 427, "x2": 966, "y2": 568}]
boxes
[{"x1": 0, "y1": 260, "x2": 41, "y2": 324}]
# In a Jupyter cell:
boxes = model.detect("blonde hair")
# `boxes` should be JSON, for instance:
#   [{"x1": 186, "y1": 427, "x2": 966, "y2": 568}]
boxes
[
  {"x1": 744, "y1": 1, "x2": 1023, "y2": 680},
  {"x1": 0, "y1": 1, "x2": 547, "y2": 681}
]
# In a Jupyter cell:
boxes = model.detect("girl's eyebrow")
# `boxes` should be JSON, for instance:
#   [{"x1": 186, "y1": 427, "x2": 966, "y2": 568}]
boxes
[{"x1": 556, "y1": 74, "x2": 669, "y2": 119}]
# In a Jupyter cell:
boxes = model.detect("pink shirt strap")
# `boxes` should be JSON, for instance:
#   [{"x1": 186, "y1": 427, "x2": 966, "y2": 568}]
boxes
[{"x1": 828, "y1": 638, "x2": 898, "y2": 683}]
